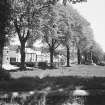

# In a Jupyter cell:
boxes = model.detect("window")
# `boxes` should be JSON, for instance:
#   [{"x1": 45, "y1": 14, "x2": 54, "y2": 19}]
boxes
[{"x1": 10, "y1": 58, "x2": 16, "y2": 63}]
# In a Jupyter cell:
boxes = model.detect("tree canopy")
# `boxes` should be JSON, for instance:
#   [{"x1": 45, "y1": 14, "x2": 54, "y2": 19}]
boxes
[
  {"x1": 10, "y1": 0, "x2": 43, "y2": 69},
  {"x1": 7, "y1": 0, "x2": 104, "y2": 69}
]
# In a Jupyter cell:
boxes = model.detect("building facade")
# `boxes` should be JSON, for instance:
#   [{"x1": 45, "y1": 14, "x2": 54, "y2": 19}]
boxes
[{"x1": 3, "y1": 46, "x2": 51, "y2": 64}]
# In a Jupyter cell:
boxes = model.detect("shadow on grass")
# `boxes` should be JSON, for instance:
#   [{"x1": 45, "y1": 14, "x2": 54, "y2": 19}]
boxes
[{"x1": 0, "y1": 76, "x2": 105, "y2": 92}]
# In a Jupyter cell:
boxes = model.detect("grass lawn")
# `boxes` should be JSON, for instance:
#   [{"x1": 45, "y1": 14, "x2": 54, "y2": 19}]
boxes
[
  {"x1": 0, "y1": 65, "x2": 105, "y2": 93},
  {"x1": 10, "y1": 64, "x2": 105, "y2": 78}
]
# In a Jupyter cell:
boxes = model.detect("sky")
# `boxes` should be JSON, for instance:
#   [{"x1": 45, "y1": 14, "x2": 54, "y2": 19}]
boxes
[{"x1": 71, "y1": 0, "x2": 105, "y2": 52}]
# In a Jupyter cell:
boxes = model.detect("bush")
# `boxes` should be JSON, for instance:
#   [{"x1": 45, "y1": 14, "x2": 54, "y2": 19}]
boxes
[
  {"x1": 47, "y1": 63, "x2": 57, "y2": 69},
  {"x1": 25, "y1": 62, "x2": 35, "y2": 67},
  {"x1": 0, "y1": 70, "x2": 11, "y2": 80},
  {"x1": 97, "y1": 61, "x2": 105, "y2": 66},
  {"x1": 38, "y1": 62, "x2": 48, "y2": 70},
  {"x1": 11, "y1": 62, "x2": 36, "y2": 67},
  {"x1": 10, "y1": 62, "x2": 21, "y2": 67}
]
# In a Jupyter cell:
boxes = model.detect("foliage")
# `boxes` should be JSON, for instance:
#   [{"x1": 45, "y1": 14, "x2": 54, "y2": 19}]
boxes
[
  {"x1": 54, "y1": 4, "x2": 91, "y2": 65},
  {"x1": 37, "y1": 0, "x2": 87, "y2": 5},
  {"x1": 11, "y1": 0, "x2": 42, "y2": 43},
  {"x1": 81, "y1": 40, "x2": 104, "y2": 64},
  {"x1": 56, "y1": 4, "x2": 75, "y2": 66},
  {"x1": 10, "y1": 0, "x2": 43, "y2": 69},
  {"x1": 66, "y1": 7, "x2": 93, "y2": 64},
  {"x1": 91, "y1": 41, "x2": 104, "y2": 64},
  {"x1": 40, "y1": 4, "x2": 62, "y2": 67},
  {"x1": 9, "y1": 0, "x2": 93, "y2": 68},
  {"x1": 10, "y1": 62, "x2": 36, "y2": 67},
  {"x1": 0, "y1": 70, "x2": 11, "y2": 80},
  {"x1": 71, "y1": 17, "x2": 90, "y2": 51},
  {"x1": 0, "y1": 76, "x2": 105, "y2": 91},
  {"x1": 38, "y1": 62, "x2": 48, "y2": 70},
  {"x1": 40, "y1": 3, "x2": 93, "y2": 66}
]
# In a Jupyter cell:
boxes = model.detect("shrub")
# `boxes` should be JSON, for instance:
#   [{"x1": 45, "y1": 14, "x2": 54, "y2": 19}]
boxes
[
  {"x1": 38, "y1": 62, "x2": 48, "y2": 70},
  {"x1": 25, "y1": 62, "x2": 35, "y2": 67},
  {"x1": 97, "y1": 61, "x2": 105, "y2": 66},
  {"x1": 0, "y1": 69, "x2": 11, "y2": 80},
  {"x1": 11, "y1": 62, "x2": 36, "y2": 67},
  {"x1": 10, "y1": 62, "x2": 21, "y2": 67}
]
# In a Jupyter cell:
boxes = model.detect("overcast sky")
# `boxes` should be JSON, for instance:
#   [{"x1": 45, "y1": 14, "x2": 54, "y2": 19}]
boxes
[{"x1": 71, "y1": 0, "x2": 105, "y2": 52}]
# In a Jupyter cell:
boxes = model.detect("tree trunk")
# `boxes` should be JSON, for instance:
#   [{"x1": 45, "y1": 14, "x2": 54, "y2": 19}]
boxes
[
  {"x1": 49, "y1": 47, "x2": 54, "y2": 68},
  {"x1": 0, "y1": 47, "x2": 3, "y2": 70},
  {"x1": 66, "y1": 45, "x2": 70, "y2": 67},
  {"x1": 77, "y1": 48, "x2": 81, "y2": 64},
  {"x1": 90, "y1": 51, "x2": 93, "y2": 64},
  {"x1": 84, "y1": 53, "x2": 87, "y2": 64},
  {"x1": 0, "y1": 36, "x2": 5, "y2": 70},
  {"x1": 20, "y1": 41, "x2": 26, "y2": 70}
]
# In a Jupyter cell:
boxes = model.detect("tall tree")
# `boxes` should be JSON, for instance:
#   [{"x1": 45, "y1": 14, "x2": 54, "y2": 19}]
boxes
[
  {"x1": 57, "y1": 4, "x2": 90, "y2": 65},
  {"x1": 11, "y1": 0, "x2": 41, "y2": 70},
  {"x1": 80, "y1": 26, "x2": 94, "y2": 63},
  {"x1": 69, "y1": 7, "x2": 90, "y2": 64},
  {"x1": 89, "y1": 41, "x2": 104, "y2": 64},
  {"x1": 0, "y1": 0, "x2": 11, "y2": 69},
  {"x1": 72, "y1": 25, "x2": 89, "y2": 64},
  {"x1": 41, "y1": 3, "x2": 90, "y2": 66},
  {"x1": 57, "y1": 15, "x2": 72, "y2": 67},
  {"x1": 59, "y1": 31, "x2": 72, "y2": 67},
  {"x1": 41, "y1": 4, "x2": 61, "y2": 68}
]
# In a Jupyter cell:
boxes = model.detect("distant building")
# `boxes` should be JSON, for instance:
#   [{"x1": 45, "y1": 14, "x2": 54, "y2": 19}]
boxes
[
  {"x1": 3, "y1": 46, "x2": 51, "y2": 64},
  {"x1": 3, "y1": 44, "x2": 77, "y2": 65},
  {"x1": 3, "y1": 46, "x2": 20, "y2": 64}
]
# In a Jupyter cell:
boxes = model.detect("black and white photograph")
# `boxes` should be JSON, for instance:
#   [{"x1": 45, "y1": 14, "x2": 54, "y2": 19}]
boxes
[{"x1": 0, "y1": 0, "x2": 105, "y2": 105}]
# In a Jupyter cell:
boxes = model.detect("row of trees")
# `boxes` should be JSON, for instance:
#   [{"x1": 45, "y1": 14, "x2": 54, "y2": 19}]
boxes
[{"x1": 0, "y1": 0, "x2": 104, "y2": 70}]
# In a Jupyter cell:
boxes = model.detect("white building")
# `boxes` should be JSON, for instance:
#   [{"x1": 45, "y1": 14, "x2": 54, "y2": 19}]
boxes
[
  {"x1": 3, "y1": 45, "x2": 77, "y2": 65},
  {"x1": 3, "y1": 46, "x2": 20, "y2": 64},
  {"x1": 3, "y1": 46, "x2": 51, "y2": 64}
]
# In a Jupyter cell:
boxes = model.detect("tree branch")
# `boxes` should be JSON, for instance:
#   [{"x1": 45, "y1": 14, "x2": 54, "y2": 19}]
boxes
[
  {"x1": 24, "y1": 29, "x2": 30, "y2": 42},
  {"x1": 22, "y1": 29, "x2": 25, "y2": 38},
  {"x1": 52, "y1": 39, "x2": 57, "y2": 48},
  {"x1": 14, "y1": 19, "x2": 22, "y2": 42},
  {"x1": 54, "y1": 41, "x2": 61, "y2": 49},
  {"x1": 44, "y1": 36, "x2": 51, "y2": 47}
]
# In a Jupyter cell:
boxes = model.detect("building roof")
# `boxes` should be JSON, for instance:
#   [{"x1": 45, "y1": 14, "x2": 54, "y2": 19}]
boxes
[
  {"x1": 4, "y1": 45, "x2": 20, "y2": 51},
  {"x1": 25, "y1": 48, "x2": 37, "y2": 54}
]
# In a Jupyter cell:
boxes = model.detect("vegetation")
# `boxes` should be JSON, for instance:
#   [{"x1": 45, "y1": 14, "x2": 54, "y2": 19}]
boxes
[
  {"x1": 40, "y1": 4, "x2": 62, "y2": 67},
  {"x1": 88, "y1": 41, "x2": 104, "y2": 64},
  {"x1": 0, "y1": 1, "x2": 105, "y2": 105},
  {"x1": 10, "y1": 0, "x2": 42, "y2": 70},
  {"x1": 8, "y1": 0, "x2": 104, "y2": 69},
  {"x1": 38, "y1": 62, "x2": 48, "y2": 69},
  {"x1": 0, "y1": 70, "x2": 11, "y2": 80},
  {"x1": 56, "y1": 5, "x2": 73, "y2": 67},
  {"x1": 0, "y1": 0, "x2": 104, "y2": 70},
  {"x1": 0, "y1": 76, "x2": 105, "y2": 91},
  {"x1": 57, "y1": 4, "x2": 90, "y2": 66},
  {"x1": 39, "y1": 3, "x2": 93, "y2": 67},
  {"x1": 0, "y1": 1, "x2": 104, "y2": 105}
]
